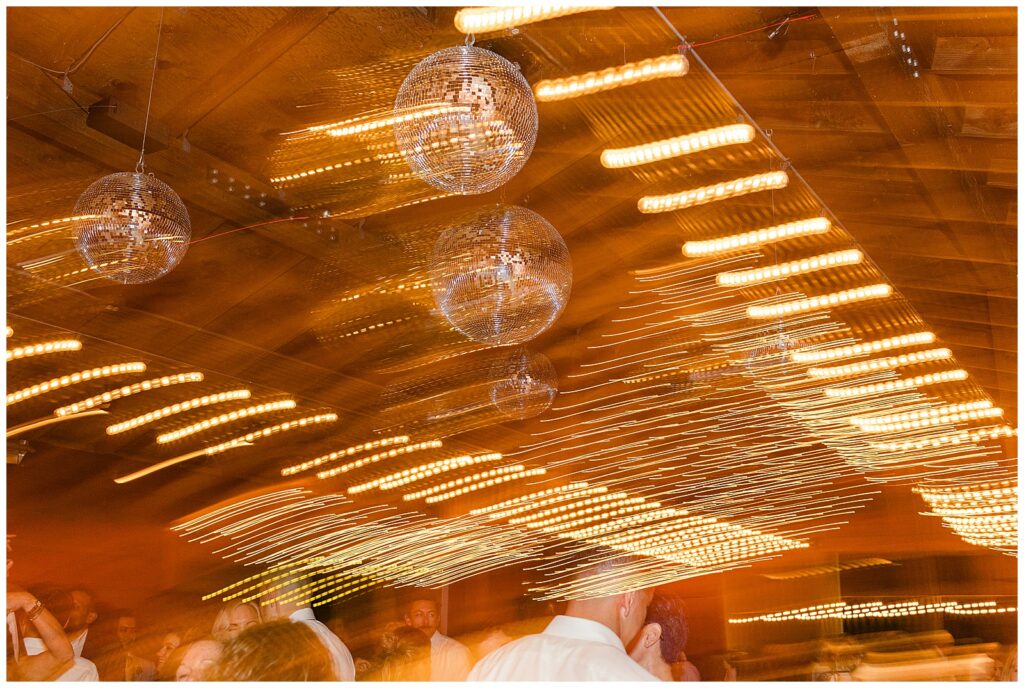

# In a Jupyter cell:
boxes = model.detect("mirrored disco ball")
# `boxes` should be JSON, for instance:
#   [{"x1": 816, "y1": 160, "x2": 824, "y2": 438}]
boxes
[
  {"x1": 393, "y1": 46, "x2": 538, "y2": 194},
  {"x1": 431, "y1": 205, "x2": 572, "y2": 346},
  {"x1": 490, "y1": 348, "x2": 558, "y2": 420},
  {"x1": 72, "y1": 172, "x2": 191, "y2": 284}
]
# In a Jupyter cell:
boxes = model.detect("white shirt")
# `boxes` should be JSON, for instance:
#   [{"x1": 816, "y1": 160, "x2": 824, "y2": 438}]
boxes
[
  {"x1": 430, "y1": 630, "x2": 472, "y2": 681},
  {"x1": 468, "y1": 615, "x2": 657, "y2": 682},
  {"x1": 289, "y1": 607, "x2": 356, "y2": 681},
  {"x1": 23, "y1": 636, "x2": 99, "y2": 681},
  {"x1": 69, "y1": 628, "x2": 87, "y2": 657}
]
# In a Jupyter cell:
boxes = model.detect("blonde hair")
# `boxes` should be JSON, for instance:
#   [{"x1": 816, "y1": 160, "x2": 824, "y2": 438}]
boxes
[{"x1": 211, "y1": 601, "x2": 263, "y2": 642}]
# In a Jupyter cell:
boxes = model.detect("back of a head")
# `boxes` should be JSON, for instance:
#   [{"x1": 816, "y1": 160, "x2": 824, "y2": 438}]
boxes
[
  {"x1": 216, "y1": 620, "x2": 336, "y2": 682},
  {"x1": 643, "y1": 595, "x2": 690, "y2": 663},
  {"x1": 372, "y1": 625, "x2": 431, "y2": 681}
]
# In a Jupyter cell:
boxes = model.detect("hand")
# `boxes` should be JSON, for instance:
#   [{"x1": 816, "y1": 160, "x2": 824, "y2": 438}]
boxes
[{"x1": 6, "y1": 591, "x2": 38, "y2": 614}]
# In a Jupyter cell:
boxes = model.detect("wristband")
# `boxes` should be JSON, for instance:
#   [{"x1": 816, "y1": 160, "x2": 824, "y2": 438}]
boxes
[{"x1": 25, "y1": 599, "x2": 44, "y2": 621}]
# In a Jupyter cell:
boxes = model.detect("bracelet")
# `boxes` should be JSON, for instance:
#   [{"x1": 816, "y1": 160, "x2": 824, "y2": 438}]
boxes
[{"x1": 25, "y1": 599, "x2": 44, "y2": 621}]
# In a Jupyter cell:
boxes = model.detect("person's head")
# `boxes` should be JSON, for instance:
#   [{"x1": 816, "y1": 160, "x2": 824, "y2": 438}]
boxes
[
  {"x1": 403, "y1": 595, "x2": 440, "y2": 637},
  {"x1": 563, "y1": 556, "x2": 654, "y2": 647},
  {"x1": 156, "y1": 631, "x2": 182, "y2": 671},
  {"x1": 115, "y1": 612, "x2": 138, "y2": 647},
  {"x1": 67, "y1": 590, "x2": 97, "y2": 634},
  {"x1": 215, "y1": 620, "x2": 335, "y2": 681},
  {"x1": 629, "y1": 595, "x2": 690, "y2": 667},
  {"x1": 175, "y1": 638, "x2": 222, "y2": 682},
  {"x1": 24, "y1": 588, "x2": 73, "y2": 638},
  {"x1": 212, "y1": 601, "x2": 262, "y2": 642},
  {"x1": 259, "y1": 578, "x2": 309, "y2": 620},
  {"x1": 373, "y1": 625, "x2": 431, "y2": 682}
]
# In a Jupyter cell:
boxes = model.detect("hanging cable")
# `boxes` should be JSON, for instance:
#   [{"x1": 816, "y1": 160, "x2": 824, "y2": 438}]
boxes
[{"x1": 136, "y1": 7, "x2": 165, "y2": 173}]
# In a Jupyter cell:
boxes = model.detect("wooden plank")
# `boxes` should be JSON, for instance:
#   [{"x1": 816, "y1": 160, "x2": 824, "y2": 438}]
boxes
[
  {"x1": 161, "y1": 7, "x2": 336, "y2": 135},
  {"x1": 6, "y1": 50, "x2": 337, "y2": 260},
  {"x1": 931, "y1": 36, "x2": 1016, "y2": 74}
]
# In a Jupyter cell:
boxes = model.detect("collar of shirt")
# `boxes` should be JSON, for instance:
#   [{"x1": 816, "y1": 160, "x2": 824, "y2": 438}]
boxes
[
  {"x1": 542, "y1": 615, "x2": 626, "y2": 652},
  {"x1": 430, "y1": 630, "x2": 444, "y2": 647},
  {"x1": 70, "y1": 628, "x2": 88, "y2": 657},
  {"x1": 288, "y1": 608, "x2": 317, "y2": 623}
]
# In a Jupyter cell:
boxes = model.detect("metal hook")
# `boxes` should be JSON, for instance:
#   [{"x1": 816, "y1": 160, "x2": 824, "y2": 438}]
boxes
[{"x1": 465, "y1": 32, "x2": 476, "y2": 47}]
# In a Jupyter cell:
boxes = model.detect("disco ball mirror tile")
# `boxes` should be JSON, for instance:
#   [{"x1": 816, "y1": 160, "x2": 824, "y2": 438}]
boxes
[
  {"x1": 72, "y1": 172, "x2": 191, "y2": 284},
  {"x1": 393, "y1": 46, "x2": 538, "y2": 194},
  {"x1": 430, "y1": 204, "x2": 572, "y2": 346}
]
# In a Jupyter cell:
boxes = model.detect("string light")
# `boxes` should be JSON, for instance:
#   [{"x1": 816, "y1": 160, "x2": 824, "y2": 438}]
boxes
[
  {"x1": 105, "y1": 389, "x2": 251, "y2": 435},
  {"x1": 509, "y1": 492, "x2": 637, "y2": 525},
  {"x1": 114, "y1": 413, "x2": 339, "y2": 484},
  {"x1": 54, "y1": 372, "x2": 204, "y2": 416},
  {"x1": 791, "y1": 332, "x2": 936, "y2": 364},
  {"x1": 717, "y1": 250, "x2": 863, "y2": 287},
  {"x1": 824, "y1": 369, "x2": 969, "y2": 399},
  {"x1": 747, "y1": 284, "x2": 892, "y2": 319},
  {"x1": 854, "y1": 406, "x2": 1003, "y2": 434},
  {"x1": 280, "y1": 436, "x2": 411, "y2": 477},
  {"x1": 480, "y1": 485, "x2": 610, "y2": 520},
  {"x1": 315, "y1": 440, "x2": 443, "y2": 480},
  {"x1": 455, "y1": 5, "x2": 612, "y2": 34},
  {"x1": 424, "y1": 468, "x2": 547, "y2": 504},
  {"x1": 7, "y1": 362, "x2": 147, "y2": 405},
  {"x1": 601, "y1": 124, "x2": 754, "y2": 168},
  {"x1": 683, "y1": 217, "x2": 831, "y2": 257},
  {"x1": 156, "y1": 399, "x2": 297, "y2": 444},
  {"x1": 853, "y1": 401, "x2": 994, "y2": 429},
  {"x1": 470, "y1": 482, "x2": 594, "y2": 516},
  {"x1": 317, "y1": 104, "x2": 470, "y2": 138},
  {"x1": 640, "y1": 171, "x2": 788, "y2": 214},
  {"x1": 348, "y1": 453, "x2": 503, "y2": 494},
  {"x1": 540, "y1": 501, "x2": 661, "y2": 533},
  {"x1": 807, "y1": 348, "x2": 952, "y2": 379},
  {"x1": 403, "y1": 465, "x2": 534, "y2": 501},
  {"x1": 730, "y1": 600, "x2": 1017, "y2": 624},
  {"x1": 6, "y1": 339, "x2": 83, "y2": 361},
  {"x1": 5, "y1": 326, "x2": 12, "y2": 337},
  {"x1": 514, "y1": 497, "x2": 653, "y2": 529},
  {"x1": 536, "y1": 54, "x2": 688, "y2": 102},
  {"x1": 6, "y1": 215, "x2": 97, "y2": 246},
  {"x1": 870, "y1": 425, "x2": 1017, "y2": 452}
]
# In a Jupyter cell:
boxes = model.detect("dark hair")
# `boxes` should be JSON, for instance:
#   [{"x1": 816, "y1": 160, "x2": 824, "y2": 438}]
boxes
[
  {"x1": 403, "y1": 590, "x2": 441, "y2": 610},
  {"x1": 369, "y1": 626, "x2": 431, "y2": 682},
  {"x1": 215, "y1": 620, "x2": 336, "y2": 681},
  {"x1": 643, "y1": 595, "x2": 690, "y2": 663},
  {"x1": 35, "y1": 588, "x2": 74, "y2": 628}
]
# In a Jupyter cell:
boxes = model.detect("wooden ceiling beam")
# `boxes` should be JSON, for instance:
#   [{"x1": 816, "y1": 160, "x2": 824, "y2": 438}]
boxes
[
  {"x1": 161, "y1": 7, "x2": 337, "y2": 136},
  {"x1": 6, "y1": 50, "x2": 336, "y2": 260}
]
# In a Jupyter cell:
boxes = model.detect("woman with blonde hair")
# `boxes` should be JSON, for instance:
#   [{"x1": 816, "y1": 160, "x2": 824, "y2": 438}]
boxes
[{"x1": 211, "y1": 600, "x2": 262, "y2": 643}]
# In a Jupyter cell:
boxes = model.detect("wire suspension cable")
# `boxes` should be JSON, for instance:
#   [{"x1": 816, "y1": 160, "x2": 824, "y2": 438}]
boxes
[{"x1": 137, "y1": 8, "x2": 165, "y2": 173}]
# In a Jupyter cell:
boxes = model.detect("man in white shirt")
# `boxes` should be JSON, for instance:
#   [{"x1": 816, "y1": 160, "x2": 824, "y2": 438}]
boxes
[
  {"x1": 261, "y1": 581, "x2": 356, "y2": 681},
  {"x1": 65, "y1": 590, "x2": 98, "y2": 659},
  {"x1": 468, "y1": 561, "x2": 657, "y2": 681},
  {"x1": 403, "y1": 595, "x2": 472, "y2": 681}
]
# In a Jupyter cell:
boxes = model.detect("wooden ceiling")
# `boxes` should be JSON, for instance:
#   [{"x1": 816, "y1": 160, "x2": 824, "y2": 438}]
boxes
[{"x1": 6, "y1": 6, "x2": 1017, "y2": 599}]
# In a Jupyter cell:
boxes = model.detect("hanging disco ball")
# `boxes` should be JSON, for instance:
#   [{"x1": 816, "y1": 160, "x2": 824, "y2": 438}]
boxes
[
  {"x1": 393, "y1": 46, "x2": 538, "y2": 194},
  {"x1": 72, "y1": 172, "x2": 191, "y2": 284},
  {"x1": 430, "y1": 205, "x2": 572, "y2": 346},
  {"x1": 489, "y1": 348, "x2": 558, "y2": 420}
]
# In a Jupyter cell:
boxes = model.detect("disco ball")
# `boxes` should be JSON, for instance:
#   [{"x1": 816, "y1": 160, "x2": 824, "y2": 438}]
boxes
[
  {"x1": 393, "y1": 46, "x2": 538, "y2": 194},
  {"x1": 431, "y1": 205, "x2": 572, "y2": 346},
  {"x1": 72, "y1": 172, "x2": 191, "y2": 284},
  {"x1": 490, "y1": 348, "x2": 558, "y2": 420}
]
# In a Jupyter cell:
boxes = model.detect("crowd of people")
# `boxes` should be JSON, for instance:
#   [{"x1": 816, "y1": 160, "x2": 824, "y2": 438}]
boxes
[{"x1": 8, "y1": 543, "x2": 702, "y2": 682}]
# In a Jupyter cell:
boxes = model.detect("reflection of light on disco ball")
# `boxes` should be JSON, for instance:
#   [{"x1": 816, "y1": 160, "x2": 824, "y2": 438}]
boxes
[
  {"x1": 72, "y1": 172, "x2": 191, "y2": 284},
  {"x1": 431, "y1": 205, "x2": 572, "y2": 346},
  {"x1": 393, "y1": 46, "x2": 537, "y2": 194},
  {"x1": 490, "y1": 349, "x2": 558, "y2": 420},
  {"x1": 746, "y1": 335, "x2": 793, "y2": 374}
]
